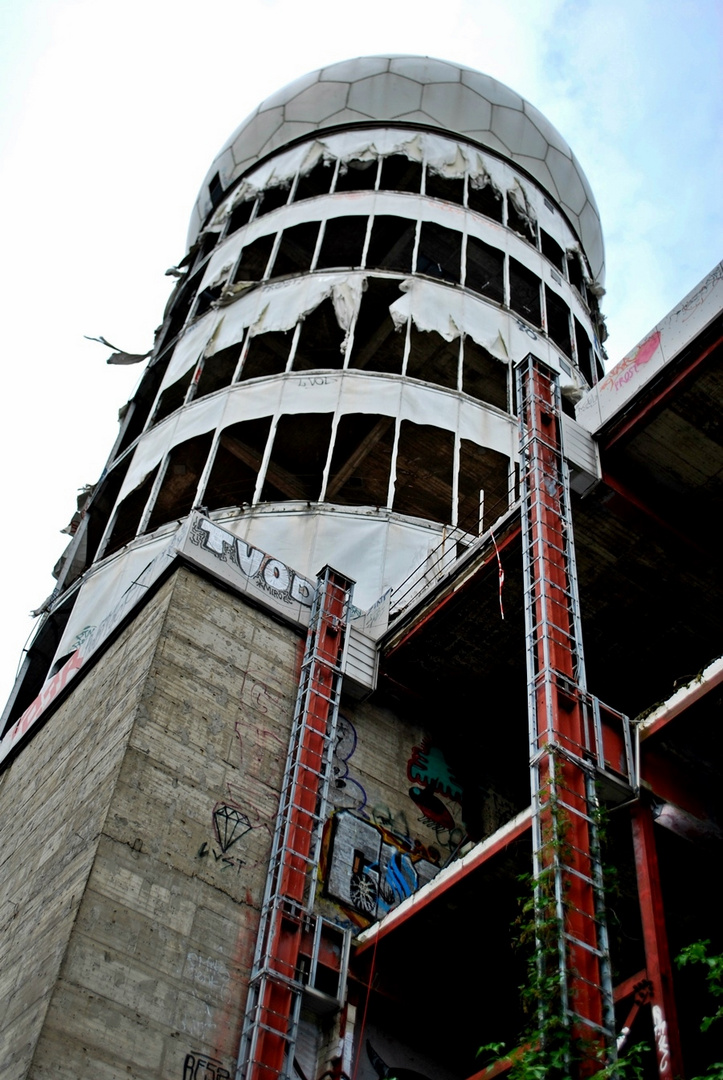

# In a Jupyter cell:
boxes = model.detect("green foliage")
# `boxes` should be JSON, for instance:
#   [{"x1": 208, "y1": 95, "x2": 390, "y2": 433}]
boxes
[{"x1": 676, "y1": 940, "x2": 723, "y2": 1080}]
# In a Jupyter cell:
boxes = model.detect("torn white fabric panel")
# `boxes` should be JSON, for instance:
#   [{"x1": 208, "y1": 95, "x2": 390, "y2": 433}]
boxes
[
  {"x1": 116, "y1": 395, "x2": 224, "y2": 504},
  {"x1": 199, "y1": 232, "x2": 245, "y2": 292},
  {"x1": 508, "y1": 179, "x2": 537, "y2": 228},
  {"x1": 161, "y1": 312, "x2": 219, "y2": 389},
  {"x1": 331, "y1": 277, "x2": 366, "y2": 346},
  {"x1": 389, "y1": 278, "x2": 509, "y2": 361}
]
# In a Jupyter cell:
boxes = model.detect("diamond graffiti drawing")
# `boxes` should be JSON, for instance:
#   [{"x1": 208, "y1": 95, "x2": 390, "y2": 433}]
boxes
[{"x1": 213, "y1": 804, "x2": 252, "y2": 852}]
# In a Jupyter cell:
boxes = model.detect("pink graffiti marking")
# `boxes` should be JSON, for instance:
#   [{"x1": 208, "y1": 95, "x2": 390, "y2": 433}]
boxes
[{"x1": 599, "y1": 330, "x2": 662, "y2": 395}]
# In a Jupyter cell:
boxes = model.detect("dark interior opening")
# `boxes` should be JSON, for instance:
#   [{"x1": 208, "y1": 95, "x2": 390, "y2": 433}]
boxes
[
  {"x1": 545, "y1": 285, "x2": 572, "y2": 358},
  {"x1": 271, "y1": 221, "x2": 320, "y2": 277},
  {"x1": 115, "y1": 358, "x2": 170, "y2": 456},
  {"x1": 146, "y1": 433, "x2": 214, "y2": 533},
  {"x1": 261, "y1": 413, "x2": 333, "y2": 502},
  {"x1": 227, "y1": 199, "x2": 255, "y2": 236},
  {"x1": 195, "y1": 342, "x2": 243, "y2": 399},
  {"x1": 416, "y1": 221, "x2": 461, "y2": 283},
  {"x1": 468, "y1": 180, "x2": 503, "y2": 221},
  {"x1": 459, "y1": 440, "x2": 510, "y2": 530},
  {"x1": 466, "y1": 236, "x2": 504, "y2": 303},
  {"x1": 378, "y1": 155, "x2": 423, "y2": 194},
  {"x1": 574, "y1": 316, "x2": 594, "y2": 386},
  {"x1": 366, "y1": 216, "x2": 416, "y2": 274},
  {"x1": 255, "y1": 184, "x2": 290, "y2": 218},
  {"x1": 509, "y1": 258, "x2": 542, "y2": 326},
  {"x1": 240, "y1": 331, "x2": 292, "y2": 381},
  {"x1": 507, "y1": 198, "x2": 537, "y2": 244},
  {"x1": 425, "y1": 169, "x2": 465, "y2": 206},
  {"x1": 293, "y1": 299, "x2": 346, "y2": 371},
  {"x1": 567, "y1": 251, "x2": 585, "y2": 295},
  {"x1": 541, "y1": 229, "x2": 565, "y2": 273},
  {"x1": 194, "y1": 283, "x2": 223, "y2": 319},
  {"x1": 326, "y1": 413, "x2": 394, "y2": 507},
  {"x1": 463, "y1": 339, "x2": 508, "y2": 411},
  {"x1": 104, "y1": 466, "x2": 160, "y2": 556},
  {"x1": 394, "y1": 421, "x2": 454, "y2": 523},
  {"x1": 233, "y1": 234, "x2": 275, "y2": 283},
  {"x1": 316, "y1": 216, "x2": 367, "y2": 269},
  {"x1": 335, "y1": 159, "x2": 378, "y2": 193},
  {"x1": 203, "y1": 416, "x2": 272, "y2": 511},
  {"x1": 151, "y1": 369, "x2": 195, "y2": 426},
  {"x1": 405, "y1": 327, "x2": 459, "y2": 390},
  {"x1": 83, "y1": 458, "x2": 132, "y2": 569},
  {"x1": 208, "y1": 172, "x2": 224, "y2": 210},
  {"x1": 294, "y1": 159, "x2": 335, "y2": 202},
  {"x1": 349, "y1": 278, "x2": 407, "y2": 375}
]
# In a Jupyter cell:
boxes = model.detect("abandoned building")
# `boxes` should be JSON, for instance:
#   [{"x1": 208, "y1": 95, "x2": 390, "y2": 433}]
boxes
[{"x1": 0, "y1": 55, "x2": 721, "y2": 1080}]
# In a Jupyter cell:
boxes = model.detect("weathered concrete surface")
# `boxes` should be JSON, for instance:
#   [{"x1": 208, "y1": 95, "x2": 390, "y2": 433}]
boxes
[{"x1": 0, "y1": 568, "x2": 301, "y2": 1079}]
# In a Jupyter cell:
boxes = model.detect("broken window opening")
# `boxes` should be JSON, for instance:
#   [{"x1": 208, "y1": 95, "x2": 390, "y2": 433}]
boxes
[
  {"x1": 227, "y1": 199, "x2": 255, "y2": 236},
  {"x1": 394, "y1": 421, "x2": 454, "y2": 524},
  {"x1": 203, "y1": 416, "x2": 272, "y2": 511},
  {"x1": 467, "y1": 181, "x2": 503, "y2": 222},
  {"x1": 366, "y1": 216, "x2": 416, "y2": 274},
  {"x1": 545, "y1": 285, "x2": 572, "y2": 359},
  {"x1": 208, "y1": 172, "x2": 224, "y2": 210},
  {"x1": 256, "y1": 184, "x2": 291, "y2": 218},
  {"x1": 293, "y1": 159, "x2": 336, "y2": 203},
  {"x1": 509, "y1": 258, "x2": 542, "y2": 327},
  {"x1": 326, "y1": 413, "x2": 394, "y2": 507},
  {"x1": 195, "y1": 231, "x2": 221, "y2": 268},
  {"x1": 425, "y1": 170, "x2": 465, "y2": 207},
  {"x1": 261, "y1": 413, "x2": 333, "y2": 502},
  {"x1": 540, "y1": 230, "x2": 565, "y2": 274},
  {"x1": 293, "y1": 299, "x2": 346, "y2": 371},
  {"x1": 233, "y1": 234, "x2": 275, "y2": 283},
  {"x1": 378, "y1": 155, "x2": 423, "y2": 194},
  {"x1": 567, "y1": 252, "x2": 585, "y2": 297},
  {"x1": 466, "y1": 237, "x2": 504, "y2": 304},
  {"x1": 414, "y1": 220, "x2": 460, "y2": 282},
  {"x1": 82, "y1": 458, "x2": 132, "y2": 571},
  {"x1": 462, "y1": 339, "x2": 508, "y2": 411},
  {"x1": 507, "y1": 199, "x2": 537, "y2": 244},
  {"x1": 458, "y1": 441, "x2": 509, "y2": 534},
  {"x1": 335, "y1": 159, "x2": 379, "y2": 193},
  {"x1": 151, "y1": 368, "x2": 196, "y2": 427},
  {"x1": 240, "y1": 331, "x2": 293, "y2": 382},
  {"x1": 104, "y1": 466, "x2": 160, "y2": 557},
  {"x1": 416, "y1": 222, "x2": 461, "y2": 284},
  {"x1": 271, "y1": 221, "x2": 321, "y2": 278},
  {"x1": 405, "y1": 328, "x2": 460, "y2": 391},
  {"x1": 193, "y1": 283, "x2": 223, "y2": 320},
  {"x1": 316, "y1": 216, "x2": 367, "y2": 270},
  {"x1": 195, "y1": 342, "x2": 244, "y2": 399},
  {"x1": 157, "y1": 267, "x2": 204, "y2": 353},
  {"x1": 146, "y1": 433, "x2": 214, "y2": 534},
  {"x1": 348, "y1": 277, "x2": 407, "y2": 375},
  {"x1": 574, "y1": 316, "x2": 594, "y2": 386},
  {"x1": 115, "y1": 358, "x2": 170, "y2": 456}
]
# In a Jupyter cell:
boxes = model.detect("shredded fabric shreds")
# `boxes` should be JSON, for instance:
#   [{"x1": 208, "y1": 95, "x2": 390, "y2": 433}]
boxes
[{"x1": 490, "y1": 527, "x2": 505, "y2": 619}]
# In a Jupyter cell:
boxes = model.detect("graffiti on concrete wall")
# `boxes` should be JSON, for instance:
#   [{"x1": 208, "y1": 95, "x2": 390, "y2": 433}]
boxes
[
  {"x1": 182, "y1": 1051, "x2": 231, "y2": 1080},
  {"x1": 324, "y1": 809, "x2": 440, "y2": 921},
  {"x1": 407, "y1": 738, "x2": 465, "y2": 855},
  {"x1": 329, "y1": 716, "x2": 368, "y2": 815}
]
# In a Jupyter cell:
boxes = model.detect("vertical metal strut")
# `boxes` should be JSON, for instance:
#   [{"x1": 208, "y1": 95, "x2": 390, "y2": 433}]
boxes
[
  {"x1": 517, "y1": 356, "x2": 634, "y2": 1070},
  {"x1": 239, "y1": 566, "x2": 354, "y2": 1080}
]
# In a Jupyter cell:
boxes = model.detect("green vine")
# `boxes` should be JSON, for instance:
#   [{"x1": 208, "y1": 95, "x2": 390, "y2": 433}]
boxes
[
  {"x1": 676, "y1": 940, "x2": 723, "y2": 1080},
  {"x1": 478, "y1": 762, "x2": 645, "y2": 1080}
]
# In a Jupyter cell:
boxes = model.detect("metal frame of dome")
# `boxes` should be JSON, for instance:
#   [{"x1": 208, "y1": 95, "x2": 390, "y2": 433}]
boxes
[{"x1": 189, "y1": 55, "x2": 605, "y2": 284}]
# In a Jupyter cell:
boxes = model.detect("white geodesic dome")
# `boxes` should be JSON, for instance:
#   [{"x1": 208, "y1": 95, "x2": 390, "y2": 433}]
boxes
[{"x1": 188, "y1": 55, "x2": 605, "y2": 284}]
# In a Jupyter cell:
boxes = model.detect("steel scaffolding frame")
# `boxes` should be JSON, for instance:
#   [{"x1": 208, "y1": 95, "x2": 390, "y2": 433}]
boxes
[
  {"x1": 238, "y1": 566, "x2": 354, "y2": 1080},
  {"x1": 517, "y1": 355, "x2": 636, "y2": 1071}
]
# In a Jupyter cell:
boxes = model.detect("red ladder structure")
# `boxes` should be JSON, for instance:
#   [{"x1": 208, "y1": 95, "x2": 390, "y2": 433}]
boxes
[
  {"x1": 517, "y1": 355, "x2": 636, "y2": 1073},
  {"x1": 239, "y1": 566, "x2": 354, "y2": 1080}
]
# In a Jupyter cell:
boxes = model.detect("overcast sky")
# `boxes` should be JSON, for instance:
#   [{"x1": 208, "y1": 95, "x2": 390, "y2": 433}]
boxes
[{"x1": 0, "y1": 0, "x2": 720, "y2": 704}]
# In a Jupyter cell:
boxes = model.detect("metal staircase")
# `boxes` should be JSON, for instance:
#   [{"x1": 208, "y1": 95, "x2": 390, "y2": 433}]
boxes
[
  {"x1": 238, "y1": 566, "x2": 354, "y2": 1080},
  {"x1": 517, "y1": 355, "x2": 636, "y2": 1068}
]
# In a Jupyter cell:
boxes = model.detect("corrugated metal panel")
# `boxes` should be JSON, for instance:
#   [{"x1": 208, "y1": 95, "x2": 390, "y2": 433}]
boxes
[
  {"x1": 562, "y1": 412, "x2": 601, "y2": 495},
  {"x1": 344, "y1": 624, "x2": 378, "y2": 697}
]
